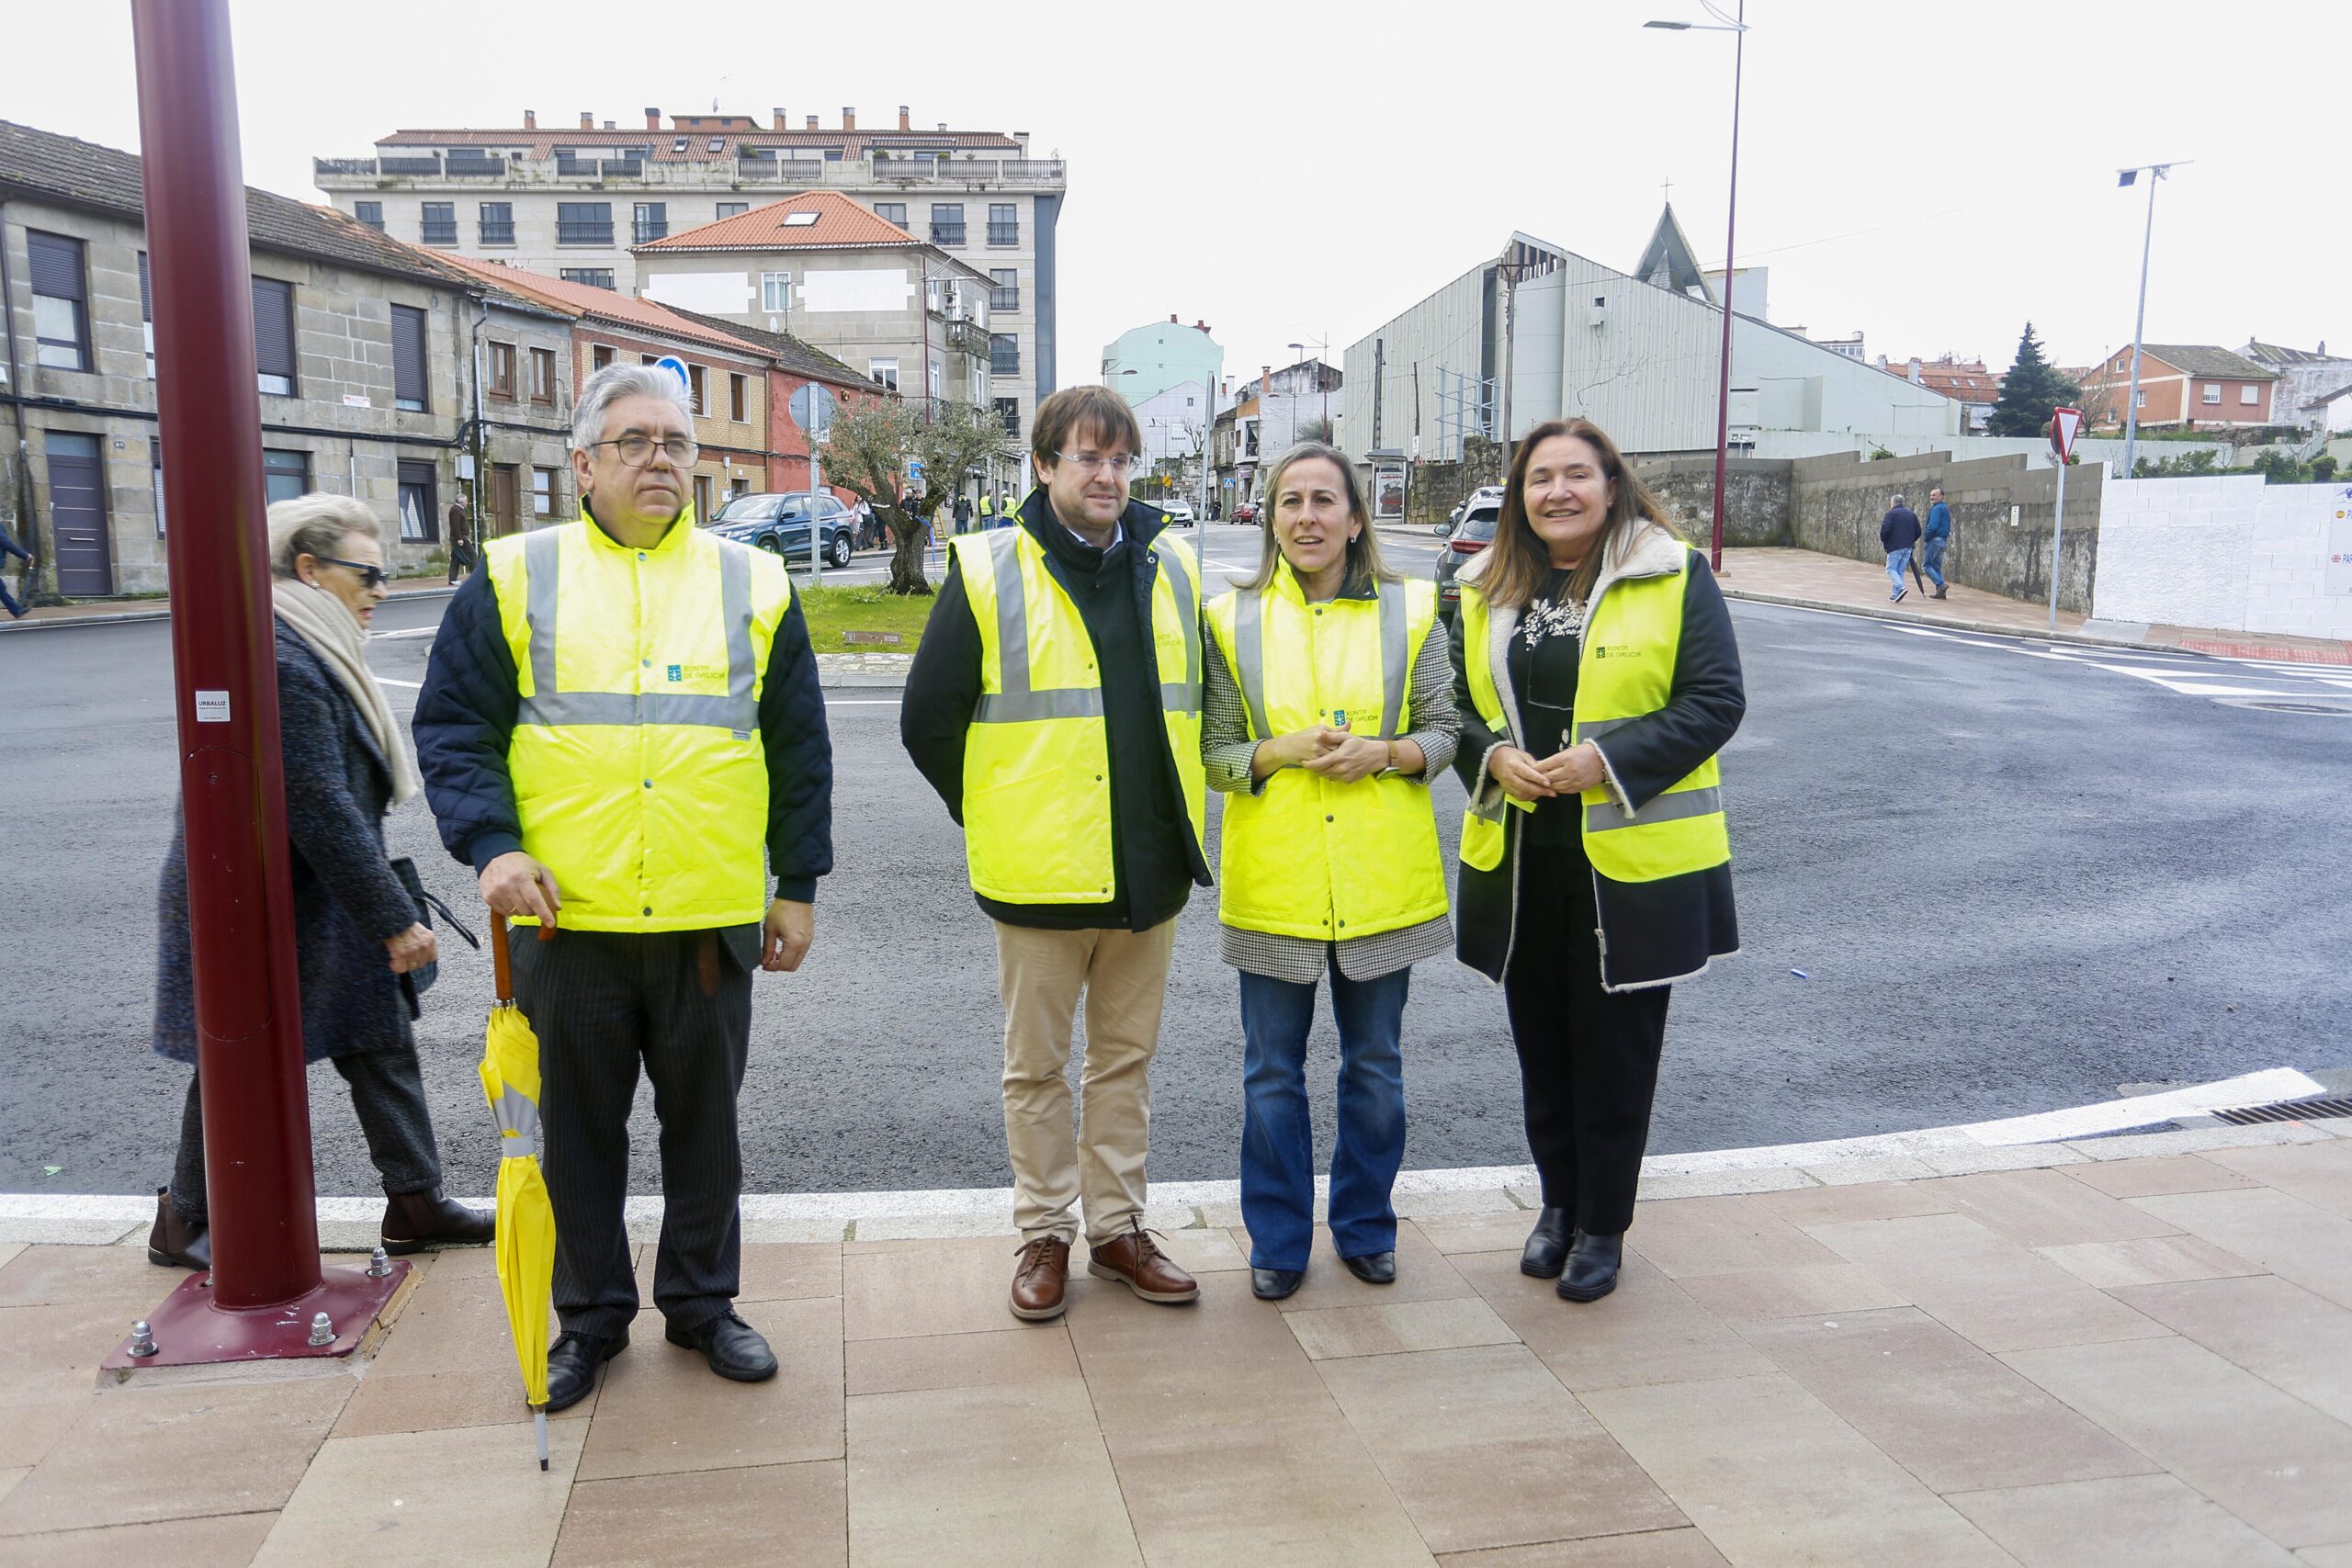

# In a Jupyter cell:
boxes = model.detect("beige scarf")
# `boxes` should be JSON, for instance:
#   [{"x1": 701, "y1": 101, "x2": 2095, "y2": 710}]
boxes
[{"x1": 270, "y1": 578, "x2": 422, "y2": 805}]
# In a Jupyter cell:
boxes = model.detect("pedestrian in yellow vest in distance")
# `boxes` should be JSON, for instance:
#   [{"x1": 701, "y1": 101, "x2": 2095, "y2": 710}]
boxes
[
  {"x1": 900, "y1": 385, "x2": 1209, "y2": 1325},
  {"x1": 1451, "y1": 417, "x2": 1744, "y2": 1306},
  {"x1": 1201, "y1": 443, "x2": 1460, "y2": 1303},
  {"x1": 414, "y1": 364, "x2": 835, "y2": 1411}
]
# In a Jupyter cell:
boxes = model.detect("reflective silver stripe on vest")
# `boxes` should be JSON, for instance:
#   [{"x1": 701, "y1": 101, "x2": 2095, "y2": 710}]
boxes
[
  {"x1": 1232, "y1": 581, "x2": 1409, "y2": 739},
  {"x1": 489, "y1": 1080, "x2": 542, "y2": 1161},
  {"x1": 515, "y1": 526, "x2": 759, "y2": 732},
  {"x1": 1584, "y1": 784, "x2": 1724, "y2": 834},
  {"x1": 1578, "y1": 715, "x2": 1638, "y2": 739},
  {"x1": 1154, "y1": 546, "x2": 1203, "y2": 716},
  {"x1": 972, "y1": 530, "x2": 1196, "y2": 724}
]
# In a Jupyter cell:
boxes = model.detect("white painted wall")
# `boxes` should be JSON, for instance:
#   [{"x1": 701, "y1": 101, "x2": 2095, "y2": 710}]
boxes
[
  {"x1": 2093, "y1": 476, "x2": 2352, "y2": 639},
  {"x1": 640, "y1": 270, "x2": 754, "y2": 314},
  {"x1": 800, "y1": 267, "x2": 914, "y2": 313}
]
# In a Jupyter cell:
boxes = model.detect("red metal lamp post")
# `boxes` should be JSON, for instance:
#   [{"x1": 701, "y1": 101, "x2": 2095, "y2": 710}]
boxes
[{"x1": 104, "y1": 0, "x2": 406, "y2": 1371}]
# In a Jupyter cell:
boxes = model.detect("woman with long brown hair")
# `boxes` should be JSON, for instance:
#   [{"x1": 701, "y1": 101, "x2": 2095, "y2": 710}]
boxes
[{"x1": 1449, "y1": 418, "x2": 1744, "y2": 1303}]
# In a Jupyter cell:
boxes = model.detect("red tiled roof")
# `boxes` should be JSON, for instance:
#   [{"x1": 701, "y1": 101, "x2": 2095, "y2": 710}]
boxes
[
  {"x1": 427, "y1": 253, "x2": 766, "y2": 358},
  {"x1": 637, "y1": 191, "x2": 922, "y2": 252}
]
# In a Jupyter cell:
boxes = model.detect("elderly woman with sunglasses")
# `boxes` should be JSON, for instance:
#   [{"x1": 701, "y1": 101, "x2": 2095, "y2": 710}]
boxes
[{"x1": 148, "y1": 494, "x2": 492, "y2": 1271}]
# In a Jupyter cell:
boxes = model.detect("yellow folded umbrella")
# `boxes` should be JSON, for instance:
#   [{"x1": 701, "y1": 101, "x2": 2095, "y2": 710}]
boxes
[{"x1": 481, "y1": 911, "x2": 557, "y2": 1469}]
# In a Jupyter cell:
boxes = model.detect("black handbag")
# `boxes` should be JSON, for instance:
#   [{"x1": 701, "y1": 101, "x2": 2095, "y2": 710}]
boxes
[{"x1": 389, "y1": 856, "x2": 481, "y2": 1010}]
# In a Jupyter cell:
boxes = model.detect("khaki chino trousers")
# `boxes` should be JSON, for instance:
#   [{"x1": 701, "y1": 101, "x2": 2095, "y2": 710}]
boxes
[{"x1": 995, "y1": 919, "x2": 1177, "y2": 1247}]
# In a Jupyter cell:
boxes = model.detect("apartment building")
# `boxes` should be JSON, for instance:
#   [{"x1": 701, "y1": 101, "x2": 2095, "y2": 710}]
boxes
[
  {"x1": 312, "y1": 104, "x2": 1062, "y2": 452},
  {"x1": 2078, "y1": 344, "x2": 2278, "y2": 430},
  {"x1": 0, "y1": 118, "x2": 569, "y2": 594}
]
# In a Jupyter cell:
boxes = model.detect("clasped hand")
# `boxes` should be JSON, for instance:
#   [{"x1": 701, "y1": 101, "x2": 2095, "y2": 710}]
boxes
[
  {"x1": 1488, "y1": 740, "x2": 1607, "y2": 802},
  {"x1": 1268, "y1": 725, "x2": 1388, "y2": 784}
]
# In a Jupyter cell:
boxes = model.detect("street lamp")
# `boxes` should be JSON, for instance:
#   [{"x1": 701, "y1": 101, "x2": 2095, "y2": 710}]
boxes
[
  {"x1": 2115, "y1": 160, "x2": 2188, "y2": 480},
  {"x1": 1645, "y1": 0, "x2": 1748, "y2": 573}
]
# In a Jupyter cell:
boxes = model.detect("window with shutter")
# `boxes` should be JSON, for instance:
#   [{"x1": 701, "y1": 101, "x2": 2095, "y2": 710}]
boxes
[
  {"x1": 390, "y1": 303, "x2": 428, "y2": 411},
  {"x1": 729, "y1": 373, "x2": 747, "y2": 423},
  {"x1": 28, "y1": 231, "x2": 90, "y2": 372},
  {"x1": 530, "y1": 346, "x2": 557, "y2": 405},
  {"x1": 489, "y1": 340, "x2": 517, "y2": 400},
  {"x1": 252, "y1": 277, "x2": 296, "y2": 395}
]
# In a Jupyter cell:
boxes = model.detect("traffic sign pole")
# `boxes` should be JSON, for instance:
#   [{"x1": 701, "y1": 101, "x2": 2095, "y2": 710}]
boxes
[{"x1": 2048, "y1": 407, "x2": 2082, "y2": 631}]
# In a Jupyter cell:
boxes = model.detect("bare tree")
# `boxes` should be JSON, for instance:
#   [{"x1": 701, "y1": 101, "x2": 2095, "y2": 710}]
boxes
[{"x1": 820, "y1": 400, "x2": 1014, "y2": 594}]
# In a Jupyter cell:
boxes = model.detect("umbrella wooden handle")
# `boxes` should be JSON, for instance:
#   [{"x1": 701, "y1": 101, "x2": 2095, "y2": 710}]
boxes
[{"x1": 489, "y1": 911, "x2": 556, "y2": 1004}]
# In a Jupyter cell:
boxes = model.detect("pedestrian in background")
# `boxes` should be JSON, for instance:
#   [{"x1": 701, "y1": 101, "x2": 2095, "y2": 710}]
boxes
[
  {"x1": 0, "y1": 514, "x2": 31, "y2": 618},
  {"x1": 953, "y1": 491, "x2": 973, "y2": 535},
  {"x1": 447, "y1": 492, "x2": 475, "y2": 584},
  {"x1": 150, "y1": 494, "x2": 492, "y2": 1272},
  {"x1": 1920, "y1": 486, "x2": 1952, "y2": 600},
  {"x1": 977, "y1": 490, "x2": 995, "y2": 529},
  {"x1": 901, "y1": 385, "x2": 1209, "y2": 1324},
  {"x1": 1880, "y1": 492, "x2": 1922, "y2": 603},
  {"x1": 415, "y1": 365, "x2": 834, "y2": 1410},
  {"x1": 1202, "y1": 442, "x2": 1458, "y2": 1302},
  {"x1": 1451, "y1": 418, "x2": 1744, "y2": 1305}
]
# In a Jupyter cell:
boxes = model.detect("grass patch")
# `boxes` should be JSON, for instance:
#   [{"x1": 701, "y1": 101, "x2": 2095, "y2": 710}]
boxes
[{"x1": 797, "y1": 583, "x2": 938, "y2": 654}]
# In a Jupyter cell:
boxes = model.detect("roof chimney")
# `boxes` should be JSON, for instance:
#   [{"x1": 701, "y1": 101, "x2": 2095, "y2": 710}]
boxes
[
  {"x1": 603, "y1": 120, "x2": 616, "y2": 130},
  {"x1": 1170, "y1": 313, "x2": 1179, "y2": 324},
  {"x1": 842, "y1": 107, "x2": 856, "y2": 130},
  {"x1": 1195, "y1": 320, "x2": 1208, "y2": 333},
  {"x1": 524, "y1": 109, "x2": 537, "y2": 130},
  {"x1": 938, "y1": 123, "x2": 948, "y2": 133},
  {"x1": 644, "y1": 107, "x2": 662, "y2": 130},
  {"x1": 899, "y1": 106, "x2": 910, "y2": 130},
  {"x1": 805, "y1": 115, "x2": 818, "y2": 130},
  {"x1": 1908, "y1": 356, "x2": 1923, "y2": 384},
  {"x1": 580, "y1": 111, "x2": 594, "y2": 130},
  {"x1": 772, "y1": 107, "x2": 786, "y2": 131}
]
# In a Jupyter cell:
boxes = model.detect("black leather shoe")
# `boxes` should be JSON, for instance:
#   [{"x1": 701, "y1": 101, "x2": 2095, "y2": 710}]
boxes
[
  {"x1": 1558, "y1": 1231, "x2": 1623, "y2": 1303},
  {"x1": 666, "y1": 1310, "x2": 778, "y2": 1382},
  {"x1": 546, "y1": 1328, "x2": 627, "y2": 1412},
  {"x1": 1341, "y1": 1251, "x2": 1396, "y2": 1285},
  {"x1": 1520, "y1": 1208, "x2": 1573, "y2": 1279},
  {"x1": 1250, "y1": 1267, "x2": 1304, "y2": 1301},
  {"x1": 381, "y1": 1187, "x2": 496, "y2": 1255}
]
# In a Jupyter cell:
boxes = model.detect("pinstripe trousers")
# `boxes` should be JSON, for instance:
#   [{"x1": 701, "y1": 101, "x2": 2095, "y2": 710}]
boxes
[{"x1": 510, "y1": 925, "x2": 754, "y2": 1338}]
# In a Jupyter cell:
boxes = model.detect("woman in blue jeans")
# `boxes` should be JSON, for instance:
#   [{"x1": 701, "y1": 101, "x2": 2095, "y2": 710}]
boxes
[{"x1": 1200, "y1": 443, "x2": 1460, "y2": 1301}]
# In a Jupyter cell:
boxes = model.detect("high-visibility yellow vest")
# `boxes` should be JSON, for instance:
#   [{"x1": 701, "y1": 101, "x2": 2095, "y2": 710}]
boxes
[
  {"x1": 951, "y1": 523, "x2": 1206, "y2": 905},
  {"x1": 1457, "y1": 556, "x2": 1728, "y2": 882},
  {"x1": 1205, "y1": 566, "x2": 1448, "y2": 941},
  {"x1": 484, "y1": 508, "x2": 793, "y2": 931}
]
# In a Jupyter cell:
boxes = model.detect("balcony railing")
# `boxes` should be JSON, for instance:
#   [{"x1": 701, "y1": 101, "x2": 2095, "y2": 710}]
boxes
[
  {"x1": 379, "y1": 155, "x2": 443, "y2": 176},
  {"x1": 479, "y1": 223, "x2": 516, "y2": 245},
  {"x1": 555, "y1": 155, "x2": 644, "y2": 179},
  {"x1": 419, "y1": 223, "x2": 458, "y2": 246},
  {"x1": 988, "y1": 223, "x2": 1018, "y2": 246},
  {"x1": 930, "y1": 222, "x2": 967, "y2": 247},
  {"x1": 556, "y1": 222, "x2": 615, "y2": 245},
  {"x1": 314, "y1": 157, "x2": 379, "y2": 178},
  {"x1": 941, "y1": 320, "x2": 990, "y2": 360},
  {"x1": 633, "y1": 220, "x2": 669, "y2": 243},
  {"x1": 445, "y1": 156, "x2": 506, "y2": 177}
]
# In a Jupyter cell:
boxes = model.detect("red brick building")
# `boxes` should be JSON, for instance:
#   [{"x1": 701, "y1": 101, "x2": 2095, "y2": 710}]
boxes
[{"x1": 2078, "y1": 344, "x2": 2278, "y2": 430}]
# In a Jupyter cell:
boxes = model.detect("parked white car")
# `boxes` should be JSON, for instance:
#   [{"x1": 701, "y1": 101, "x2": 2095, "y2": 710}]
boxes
[{"x1": 1159, "y1": 499, "x2": 1196, "y2": 525}]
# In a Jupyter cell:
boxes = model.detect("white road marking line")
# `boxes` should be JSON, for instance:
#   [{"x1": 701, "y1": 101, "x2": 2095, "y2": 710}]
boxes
[{"x1": 376, "y1": 676, "x2": 421, "y2": 687}]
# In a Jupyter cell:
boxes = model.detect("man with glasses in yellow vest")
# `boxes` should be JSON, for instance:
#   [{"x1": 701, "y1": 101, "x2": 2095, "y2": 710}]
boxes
[
  {"x1": 416, "y1": 364, "x2": 833, "y2": 1410},
  {"x1": 901, "y1": 386, "x2": 1210, "y2": 1322}
]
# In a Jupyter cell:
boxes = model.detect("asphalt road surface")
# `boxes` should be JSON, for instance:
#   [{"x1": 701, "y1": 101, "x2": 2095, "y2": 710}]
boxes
[{"x1": 4, "y1": 524, "x2": 2347, "y2": 1199}]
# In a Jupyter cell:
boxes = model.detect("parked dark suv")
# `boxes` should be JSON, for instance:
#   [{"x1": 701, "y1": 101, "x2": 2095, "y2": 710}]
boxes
[
  {"x1": 707, "y1": 491, "x2": 855, "y2": 568},
  {"x1": 1435, "y1": 499, "x2": 1501, "y2": 623}
]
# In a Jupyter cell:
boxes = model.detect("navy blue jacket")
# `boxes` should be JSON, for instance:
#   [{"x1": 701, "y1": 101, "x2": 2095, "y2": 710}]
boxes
[
  {"x1": 1880, "y1": 505, "x2": 1922, "y2": 553},
  {"x1": 413, "y1": 522, "x2": 833, "y2": 905}
]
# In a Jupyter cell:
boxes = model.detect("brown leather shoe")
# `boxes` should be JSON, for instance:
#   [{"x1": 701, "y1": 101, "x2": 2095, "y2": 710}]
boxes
[
  {"x1": 1010, "y1": 1235, "x2": 1070, "y2": 1321},
  {"x1": 1087, "y1": 1224, "x2": 1199, "y2": 1304},
  {"x1": 147, "y1": 1187, "x2": 211, "y2": 1270}
]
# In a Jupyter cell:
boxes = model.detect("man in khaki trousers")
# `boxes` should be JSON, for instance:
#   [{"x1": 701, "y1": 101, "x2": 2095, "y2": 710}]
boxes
[{"x1": 900, "y1": 387, "x2": 1210, "y2": 1321}]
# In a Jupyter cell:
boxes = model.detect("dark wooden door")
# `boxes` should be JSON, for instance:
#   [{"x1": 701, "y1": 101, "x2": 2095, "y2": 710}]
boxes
[
  {"x1": 45, "y1": 432, "x2": 112, "y2": 596},
  {"x1": 491, "y1": 465, "x2": 519, "y2": 536}
]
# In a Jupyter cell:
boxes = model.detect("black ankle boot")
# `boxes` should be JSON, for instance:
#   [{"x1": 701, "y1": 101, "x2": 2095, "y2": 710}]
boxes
[
  {"x1": 1520, "y1": 1207, "x2": 1573, "y2": 1279},
  {"x1": 382, "y1": 1188, "x2": 495, "y2": 1254},
  {"x1": 148, "y1": 1187, "x2": 211, "y2": 1269},
  {"x1": 1557, "y1": 1231, "x2": 1623, "y2": 1303}
]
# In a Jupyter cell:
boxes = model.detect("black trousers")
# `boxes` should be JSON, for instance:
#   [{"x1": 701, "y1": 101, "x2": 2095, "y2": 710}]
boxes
[
  {"x1": 511, "y1": 925, "x2": 753, "y2": 1338},
  {"x1": 171, "y1": 1050, "x2": 442, "y2": 1224},
  {"x1": 1503, "y1": 842, "x2": 1672, "y2": 1235}
]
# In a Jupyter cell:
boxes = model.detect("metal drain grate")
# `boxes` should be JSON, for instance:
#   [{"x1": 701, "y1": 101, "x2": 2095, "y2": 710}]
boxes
[{"x1": 2211, "y1": 1095, "x2": 2352, "y2": 1126}]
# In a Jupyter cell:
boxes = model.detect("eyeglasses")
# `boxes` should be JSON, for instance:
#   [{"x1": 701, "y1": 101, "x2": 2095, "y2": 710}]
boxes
[
  {"x1": 318, "y1": 557, "x2": 388, "y2": 590},
  {"x1": 1055, "y1": 451, "x2": 1140, "y2": 476},
  {"x1": 591, "y1": 434, "x2": 701, "y2": 468}
]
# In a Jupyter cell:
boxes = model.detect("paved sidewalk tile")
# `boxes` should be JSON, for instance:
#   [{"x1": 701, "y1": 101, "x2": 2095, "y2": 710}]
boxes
[
  {"x1": 842, "y1": 1235, "x2": 1020, "y2": 1341},
  {"x1": 2199, "y1": 1141, "x2": 2352, "y2": 1221},
  {"x1": 844, "y1": 1325, "x2": 1078, "y2": 1397},
  {"x1": 254, "y1": 1419, "x2": 582, "y2": 1567},
  {"x1": 551, "y1": 1460, "x2": 845, "y2": 1567},
  {"x1": 1800, "y1": 1212, "x2": 2170, "y2": 1351},
  {"x1": 1317, "y1": 1343, "x2": 1683, "y2": 1553},
  {"x1": 1626, "y1": 1195, "x2": 1848, "y2": 1279},
  {"x1": 2129, "y1": 1188, "x2": 2352, "y2": 1309},
  {"x1": 2034, "y1": 1234, "x2": 2262, "y2": 1290},
  {"x1": 0, "y1": 1511, "x2": 278, "y2": 1568},
  {"x1": 576, "y1": 1294, "x2": 842, "y2": 1480},
  {"x1": 1283, "y1": 1295, "x2": 1519, "y2": 1360},
  {"x1": 1752, "y1": 1177, "x2": 1963, "y2": 1226},
  {"x1": 1924, "y1": 1168, "x2": 2183, "y2": 1247},
  {"x1": 2111, "y1": 1274, "x2": 2352, "y2": 1425},
  {"x1": 2060, "y1": 1154, "x2": 2262, "y2": 1201},
  {"x1": 334, "y1": 1364, "x2": 600, "y2": 1438},
  {"x1": 1456, "y1": 1251, "x2": 1772, "y2": 1393},
  {"x1": 1947, "y1": 1472, "x2": 2301, "y2": 1566},
  {"x1": 1432, "y1": 1529, "x2": 1729, "y2": 1565},
  {"x1": 1668, "y1": 1263, "x2": 1910, "y2": 1323},
  {"x1": 0, "y1": 1379, "x2": 349, "y2": 1538},
  {"x1": 1249, "y1": 1224, "x2": 1477, "y2": 1308},
  {"x1": 1581, "y1": 1371, "x2": 2014, "y2": 1566},
  {"x1": 0, "y1": 1245, "x2": 183, "y2": 1308},
  {"x1": 1409, "y1": 1210, "x2": 1544, "y2": 1257},
  {"x1": 1065, "y1": 1276, "x2": 1335, "y2": 1435},
  {"x1": 636, "y1": 1240, "x2": 842, "y2": 1304},
  {"x1": 848, "y1": 1378, "x2": 1140, "y2": 1567},
  {"x1": 1104, "y1": 1411, "x2": 1432, "y2": 1568},
  {"x1": 1736, "y1": 1308, "x2": 2156, "y2": 1494},
  {"x1": 2002, "y1": 1335, "x2": 2352, "y2": 1549}
]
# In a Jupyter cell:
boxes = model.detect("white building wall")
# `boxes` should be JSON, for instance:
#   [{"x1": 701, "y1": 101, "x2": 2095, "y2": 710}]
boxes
[
  {"x1": 1340, "y1": 261, "x2": 1490, "y2": 462},
  {"x1": 2093, "y1": 476, "x2": 2352, "y2": 639}
]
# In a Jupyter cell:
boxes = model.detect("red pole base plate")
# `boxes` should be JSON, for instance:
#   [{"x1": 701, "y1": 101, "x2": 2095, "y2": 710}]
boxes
[{"x1": 101, "y1": 1261, "x2": 412, "y2": 1371}]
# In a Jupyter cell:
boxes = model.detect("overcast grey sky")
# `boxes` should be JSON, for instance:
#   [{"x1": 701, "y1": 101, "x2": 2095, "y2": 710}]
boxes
[{"x1": 7, "y1": 0, "x2": 2346, "y2": 389}]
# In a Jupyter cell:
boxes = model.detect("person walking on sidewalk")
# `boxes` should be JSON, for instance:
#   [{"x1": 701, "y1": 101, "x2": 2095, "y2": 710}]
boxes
[
  {"x1": 0, "y1": 513, "x2": 31, "y2": 618},
  {"x1": 1881, "y1": 492, "x2": 1923, "y2": 603},
  {"x1": 953, "y1": 491, "x2": 973, "y2": 536},
  {"x1": 1920, "y1": 486, "x2": 1952, "y2": 600},
  {"x1": 414, "y1": 365, "x2": 834, "y2": 1411},
  {"x1": 901, "y1": 385, "x2": 1210, "y2": 1324},
  {"x1": 447, "y1": 493, "x2": 475, "y2": 584},
  {"x1": 1451, "y1": 419, "x2": 1744, "y2": 1305},
  {"x1": 150, "y1": 495, "x2": 493, "y2": 1272},
  {"x1": 1202, "y1": 442, "x2": 1459, "y2": 1303}
]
